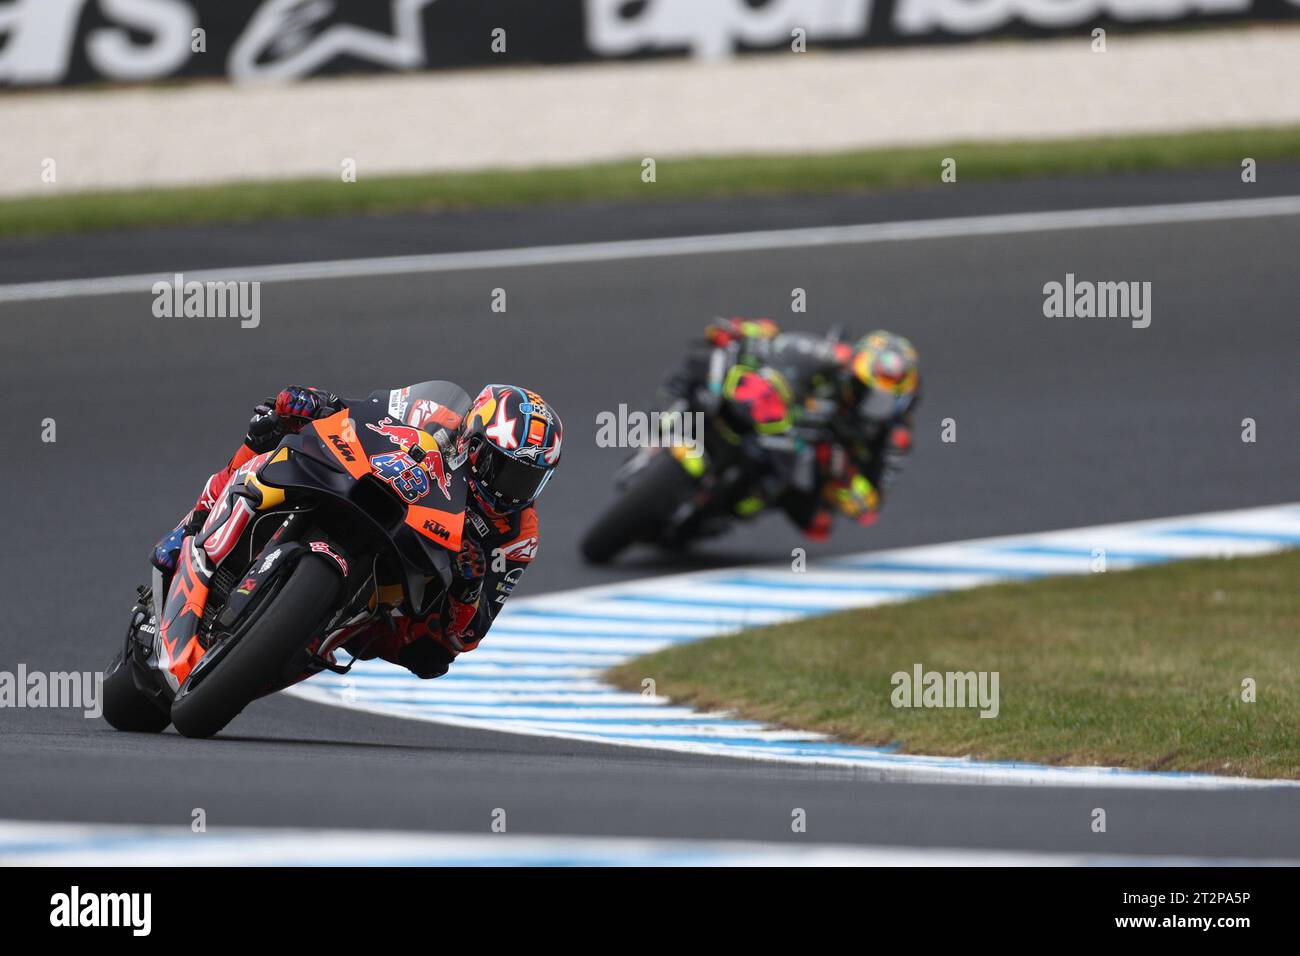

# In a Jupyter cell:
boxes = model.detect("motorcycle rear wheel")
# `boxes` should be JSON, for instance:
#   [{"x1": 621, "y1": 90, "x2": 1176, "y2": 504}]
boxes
[{"x1": 170, "y1": 555, "x2": 340, "y2": 739}]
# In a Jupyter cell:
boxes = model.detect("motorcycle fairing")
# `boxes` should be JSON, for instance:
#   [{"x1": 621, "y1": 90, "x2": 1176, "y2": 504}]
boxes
[
  {"x1": 255, "y1": 444, "x2": 447, "y2": 612},
  {"x1": 153, "y1": 450, "x2": 286, "y2": 691},
  {"x1": 256, "y1": 428, "x2": 461, "y2": 615},
  {"x1": 307, "y1": 405, "x2": 469, "y2": 552},
  {"x1": 722, "y1": 365, "x2": 794, "y2": 435},
  {"x1": 197, "y1": 450, "x2": 273, "y2": 564},
  {"x1": 156, "y1": 537, "x2": 211, "y2": 690}
]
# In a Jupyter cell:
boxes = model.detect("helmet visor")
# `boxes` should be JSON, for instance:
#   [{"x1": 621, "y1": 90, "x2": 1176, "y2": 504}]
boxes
[{"x1": 474, "y1": 442, "x2": 551, "y2": 506}]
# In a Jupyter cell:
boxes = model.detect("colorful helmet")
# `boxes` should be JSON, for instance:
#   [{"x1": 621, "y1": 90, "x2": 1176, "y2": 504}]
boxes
[
  {"x1": 461, "y1": 385, "x2": 562, "y2": 511},
  {"x1": 849, "y1": 331, "x2": 919, "y2": 421}
]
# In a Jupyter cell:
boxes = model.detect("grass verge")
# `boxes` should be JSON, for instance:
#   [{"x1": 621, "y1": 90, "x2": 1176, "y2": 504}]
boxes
[
  {"x1": 606, "y1": 551, "x2": 1300, "y2": 779},
  {"x1": 4, "y1": 125, "x2": 1300, "y2": 238}
]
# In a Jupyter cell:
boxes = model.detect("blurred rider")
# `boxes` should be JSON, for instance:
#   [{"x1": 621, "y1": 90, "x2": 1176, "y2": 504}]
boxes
[
  {"x1": 150, "y1": 384, "x2": 562, "y2": 680},
  {"x1": 663, "y1": 317, "x2": 920, "y2": 540}
]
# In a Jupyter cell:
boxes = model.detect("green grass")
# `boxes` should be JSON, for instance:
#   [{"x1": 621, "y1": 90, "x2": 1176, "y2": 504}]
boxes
[
  {"x1": 6, "y1": 125, "x2": 1300, "y2": 237},
  {"x1": 606, "y1": 551, "x2": 1300, "y2": 779}
]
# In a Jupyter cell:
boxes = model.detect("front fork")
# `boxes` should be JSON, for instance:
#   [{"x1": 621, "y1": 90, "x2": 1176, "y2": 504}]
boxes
[{"x1": 115, "y1": 574, "x2": 174, "y2": 718}]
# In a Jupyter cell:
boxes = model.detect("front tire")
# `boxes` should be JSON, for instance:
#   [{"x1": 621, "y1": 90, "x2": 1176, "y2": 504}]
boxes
[
  {"x1": 581, "y1": 452, "x2": 698, "y2": 564},
  {"x1": 170, "y1": 555, "x2": 340, "y2": 739},
  {"x1": 102, "y1": 654, "x2": 171, "y2": 733}
]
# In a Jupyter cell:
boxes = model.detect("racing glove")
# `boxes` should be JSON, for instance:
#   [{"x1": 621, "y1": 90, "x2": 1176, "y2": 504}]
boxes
[
  {"x1": 274, "y1": 385, "x2": 341, "y2": 428},
  {"x1": 246, "y1": 386, "x2": 342, "y2": 452}
]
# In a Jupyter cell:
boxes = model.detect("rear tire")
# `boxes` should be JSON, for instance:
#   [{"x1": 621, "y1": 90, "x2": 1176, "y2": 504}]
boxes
[
  {"x1": 170, "y1": 556, "x2": 340, "y2": 739},
  {"x1": 102, "y1": 654, "x2": 171, "y2": 733},
  {"x1": 581, "y1": 452, "x2": 698, "y2": 564}
]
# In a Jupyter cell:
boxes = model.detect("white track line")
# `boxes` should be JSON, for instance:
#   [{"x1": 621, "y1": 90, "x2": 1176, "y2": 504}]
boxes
[
  {"x1": 4, "y1": 195, "x2": 1300, "y2": 304},
  {"x1": 3, "y1": 821, "x2": 1294, "y2": 867}
]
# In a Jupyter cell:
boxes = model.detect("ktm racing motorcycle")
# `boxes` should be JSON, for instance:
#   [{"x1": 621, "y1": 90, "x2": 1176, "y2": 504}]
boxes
[
  {"x1": 581, "y1": 349, "x2": 827, "y2": 564},
  {"x1": 103, "y1": 381, "x2": 471, "y2": 738}
]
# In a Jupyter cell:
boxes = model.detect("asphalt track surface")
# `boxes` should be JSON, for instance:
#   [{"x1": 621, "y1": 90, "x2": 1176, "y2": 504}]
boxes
[{"x1": 1, "y1": 168, "x2": 1298, "y2": 859}]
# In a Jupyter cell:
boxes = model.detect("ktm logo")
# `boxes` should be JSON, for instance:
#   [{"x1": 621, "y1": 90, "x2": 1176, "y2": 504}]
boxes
[
  {"x1": 422, "y1": 519, "x2": 451, "y2": 541},
  {"x1": 327, "y1": 433, "x2": 356, "y2": 462}
]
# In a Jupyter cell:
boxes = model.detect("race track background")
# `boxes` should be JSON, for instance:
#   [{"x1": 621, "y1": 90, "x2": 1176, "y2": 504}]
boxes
[{"x1": 0, "y1": 169, "x2": 1297, "y2": 859}]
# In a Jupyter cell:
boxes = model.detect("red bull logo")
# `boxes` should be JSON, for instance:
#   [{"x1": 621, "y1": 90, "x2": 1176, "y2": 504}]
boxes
[
  {"x1": 366, "y1": 417, "x2": 422, "y2": 449},
  {"x1": 425, "y1": 447, "x2": 452, "y2": 501},
  {"x1": 446, "y1": 595, "x2": 478, "y2": 641},
  {"x1": 367, "y1": 417, "x2": 453, "y2": 501}
]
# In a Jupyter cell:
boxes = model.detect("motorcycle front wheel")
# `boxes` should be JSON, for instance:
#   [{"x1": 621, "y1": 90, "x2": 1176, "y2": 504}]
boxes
[
  {"x1": 580, "y1": 452, "x2": 699, "y2": 564},
  {"x1": 102, "y1": 652, "x2": 171, "y2": 733},
  {"x1": 170, "y1": 555, "x2": 340, "y2": 739}
]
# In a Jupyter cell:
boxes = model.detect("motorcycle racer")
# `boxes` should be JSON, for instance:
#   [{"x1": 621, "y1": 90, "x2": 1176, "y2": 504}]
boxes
[
  {"x1": 151, "y1": 383, "x2": 561, "y2": 680},
  {"x1": 663, "y1": 317, "x2": 920, "y2": 540}
]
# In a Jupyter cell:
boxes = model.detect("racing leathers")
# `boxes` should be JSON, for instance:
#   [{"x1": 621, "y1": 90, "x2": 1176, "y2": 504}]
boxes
[
  {"x1": 151, "y1": 385, "x2": 540, "y2": 680},
  {"x1": 662, "y1": 318, "x2": 918, "y2": 540}
]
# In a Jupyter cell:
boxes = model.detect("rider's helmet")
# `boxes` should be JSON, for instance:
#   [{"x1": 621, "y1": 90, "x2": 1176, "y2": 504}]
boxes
[
  {"x1": 461, "y1": 385, "x2": 563, "y2": 512},
  {"x1": 847, "y1": 330, "x2": 919, "y2": 423}
]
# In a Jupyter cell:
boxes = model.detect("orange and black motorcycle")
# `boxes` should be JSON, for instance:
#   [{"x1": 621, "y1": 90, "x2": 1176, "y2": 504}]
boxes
[{"x1": 103, "y1": 381, "x2": 471, "y2": 738}]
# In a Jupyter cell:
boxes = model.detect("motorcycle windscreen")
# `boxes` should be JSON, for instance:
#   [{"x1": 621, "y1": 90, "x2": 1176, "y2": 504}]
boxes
[{"x1": 372, "y1": 380, "x2": 472, "y2": 431}]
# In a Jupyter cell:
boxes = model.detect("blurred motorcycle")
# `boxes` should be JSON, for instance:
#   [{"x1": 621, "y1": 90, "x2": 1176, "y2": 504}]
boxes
[{"x1": 581, "y1": 349, "x2": 827, "y2": 564}]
